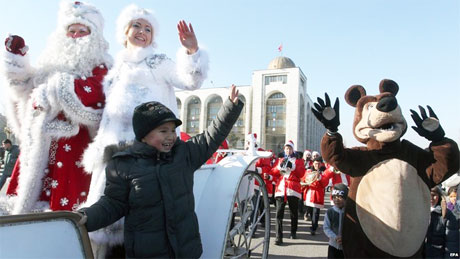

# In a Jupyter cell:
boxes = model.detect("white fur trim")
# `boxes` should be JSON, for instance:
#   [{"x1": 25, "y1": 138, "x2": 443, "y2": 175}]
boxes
[
  {"x1": 175, "y1": 47, "x2": 209, "y2": 88},
  {"x1": 0, "y1": 51, "x2": 36, "y2": 143},
  {"x1": 116, "y1": 4, "x2": 159, "y2": 48},
  {"x1": 0, "y1": 195, "x2": 50, "y2": 215},
  {"x1": 58, "y1": 1, "x2": 104, "y2": 35},
  {"x1": 1, "y1": 51, "x2": 34, "y2": 83},
  {"x1": 54, "y1": 73, "x2": 103, "y2": 127},
  {"x1": 12, "y1": 103, "x2": 53, "y2": 214},
  {"x1": 88, "y1": 218, "x2": 124, "y2": 246}
]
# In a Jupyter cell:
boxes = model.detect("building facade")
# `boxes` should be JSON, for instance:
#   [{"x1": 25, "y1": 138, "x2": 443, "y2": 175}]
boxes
[{"x1": 175, "y1": 56, "x2": 325, "y2": 153}]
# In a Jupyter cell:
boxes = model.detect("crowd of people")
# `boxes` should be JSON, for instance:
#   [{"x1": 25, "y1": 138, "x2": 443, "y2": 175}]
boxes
[
  {"x1": 250, "y1": 139, "x2": 459, "y2": 258},
  {"x1": 250, "y1": 138, "x2": 351, "y2": 257},
  {"x1": 0, "y1": 1, "x2": 459, "y2": 258}
]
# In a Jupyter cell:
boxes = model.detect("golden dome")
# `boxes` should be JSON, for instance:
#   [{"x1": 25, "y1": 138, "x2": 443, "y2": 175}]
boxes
[{"x1": 268, "y1": 56, "x2": 295, "y2": 69}]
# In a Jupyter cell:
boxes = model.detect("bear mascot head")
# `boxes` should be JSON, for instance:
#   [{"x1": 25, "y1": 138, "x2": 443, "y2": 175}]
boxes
[{"x1": 312, "y1": 79, "x2": 459, "y2": 258}]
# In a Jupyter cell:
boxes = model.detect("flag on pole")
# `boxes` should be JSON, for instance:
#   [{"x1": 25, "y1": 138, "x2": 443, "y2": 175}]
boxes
[{"x1": 278, "y1": 44, "x2": 283, "y2": 52}]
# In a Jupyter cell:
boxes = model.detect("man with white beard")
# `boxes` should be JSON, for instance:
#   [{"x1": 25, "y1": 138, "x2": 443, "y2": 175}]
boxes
[{"x1": 0, "y1": 1, "x2": 112, "y2": 215}]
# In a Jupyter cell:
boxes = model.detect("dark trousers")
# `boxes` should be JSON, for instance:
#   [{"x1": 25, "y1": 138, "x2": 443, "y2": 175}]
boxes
[
  {"x1": 327, "y1": 245, "x2": 344, "y2": 258},
  {"x1": 275, "y1": 196, "x2": 299, "y2": 240},
  {"x1": 306, "y1": 206, "x2": 321, "y2": 231},
  {"x1": 0, "y1": 171, "x2": 10, "y2": 190}
]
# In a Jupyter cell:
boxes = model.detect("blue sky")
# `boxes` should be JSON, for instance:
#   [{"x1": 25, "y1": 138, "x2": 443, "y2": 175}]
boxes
[{"x1": 1, "y1": 0, "x2": 459, "y2": 149}]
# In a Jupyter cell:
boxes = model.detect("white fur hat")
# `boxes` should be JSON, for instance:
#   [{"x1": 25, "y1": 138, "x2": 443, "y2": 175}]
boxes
[
  {"x1": 116, "y1": 4, "x2": 159, "y2": 48},
  {"x1": 312, "y1": 151, "x2": 320, "y2": 157},
  {"x1": 57, "y1": 1, "x2": 104, "y2": 34}
]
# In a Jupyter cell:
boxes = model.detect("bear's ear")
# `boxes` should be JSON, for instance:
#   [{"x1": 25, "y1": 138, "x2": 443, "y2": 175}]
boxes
[
  {"x1": 379, "y1": 79, "x2": 399, "y2": 96},
  {"x1": 345, "y1": 85, "x2": 366, "y2": 107}
]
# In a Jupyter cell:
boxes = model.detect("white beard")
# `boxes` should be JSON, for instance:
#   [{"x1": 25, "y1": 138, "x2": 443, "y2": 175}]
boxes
[{"x1": 36, "y1": 30, "x2": 111, "y2": 80}]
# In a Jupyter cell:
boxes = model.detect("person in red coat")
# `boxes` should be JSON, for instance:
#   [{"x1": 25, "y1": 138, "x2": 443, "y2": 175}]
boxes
[
  {"x1": 205, "y1": 139, "x2": 229, "y2": 164},
  {"x1": 302, "y1": 157, "x2": 331, "y2": 235},
  {"x1": 255, "y1": 148, "x2": 274, "y2": 228},
  {"x1": 271, "y1": 140, "x2": 305, "y2": 245},
  {"x1": 256, "y1": 150, "x2": 274, "y2": 198},
  {"x1": 1, "y1": 1, "x2": 111, "y2": 215}
]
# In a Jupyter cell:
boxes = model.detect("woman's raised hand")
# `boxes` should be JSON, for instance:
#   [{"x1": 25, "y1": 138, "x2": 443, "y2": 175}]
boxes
[{"x1": 177, "y1": 20, "x2": 198, "y2": 54}]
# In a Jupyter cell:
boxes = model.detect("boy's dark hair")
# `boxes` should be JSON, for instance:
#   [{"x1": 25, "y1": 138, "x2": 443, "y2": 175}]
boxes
[
  {"x1": 430, "y1": 186, "x2": 445, "y2": 206},
  {"x1": 132, "y1": 101, "x2": 182, "y2": 141},
  {"x1": 2, "y1": 139, "x2": 12, "y2": 145}
]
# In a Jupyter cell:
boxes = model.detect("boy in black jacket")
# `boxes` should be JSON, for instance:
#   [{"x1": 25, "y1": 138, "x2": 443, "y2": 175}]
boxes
[
  {"x1": 323, "y1": 183, "x2": 348, "y2": 258},
  {"x1": 79, "y1": 85, "x2": 243, "y2": 258}
]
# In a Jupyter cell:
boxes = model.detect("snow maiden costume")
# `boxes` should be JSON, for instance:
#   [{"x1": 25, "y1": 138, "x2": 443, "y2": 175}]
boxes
[
  {"x1": 0, "y1": 1, "x2": 112, "y2": 215},
  {"x1": 81, "y1": 4, "x2": 209, "y2": 248}
]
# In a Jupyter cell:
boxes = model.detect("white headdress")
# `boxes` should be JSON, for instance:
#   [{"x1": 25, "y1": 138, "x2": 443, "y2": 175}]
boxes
[
  {"x1": 57, "y1": 1, "x2": 104, "y2": 35},
  {"x1": 116, "y1": 4, "x2": 159, "y2": 48}
]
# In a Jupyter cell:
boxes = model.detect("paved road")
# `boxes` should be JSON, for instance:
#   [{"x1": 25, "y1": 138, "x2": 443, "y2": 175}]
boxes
[{"x1": 250, "y1": 194, "x2": 333, "y2": 258}]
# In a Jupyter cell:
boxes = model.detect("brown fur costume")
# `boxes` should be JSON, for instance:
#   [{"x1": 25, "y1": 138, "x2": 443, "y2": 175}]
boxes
[{"x1": 312, "y1": 79, "x2": 459, "y2": 258}]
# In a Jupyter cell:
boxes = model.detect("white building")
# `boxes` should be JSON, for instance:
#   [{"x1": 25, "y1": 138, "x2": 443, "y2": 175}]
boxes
[{"x1": 175, "y1": 56, "x2": 325, "y2": 153}]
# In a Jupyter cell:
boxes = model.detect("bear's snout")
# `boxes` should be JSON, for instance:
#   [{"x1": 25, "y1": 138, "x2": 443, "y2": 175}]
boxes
[{"x1": 377, "y1": 96, "x2": 398, "y2": 112}]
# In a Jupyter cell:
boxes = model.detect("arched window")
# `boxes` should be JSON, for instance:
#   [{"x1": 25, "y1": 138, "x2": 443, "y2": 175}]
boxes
[
  {"x1": 265, "y1": 92, "x2": 286, "y2": 152},
  {"x1": 176, "y1": 98, "x2": 182, "y2": 119},
  {"x1": 227, "y1": 95, "x2": 246, "y2": 149},
  {"x1": 206, "y1": 96, "x2": 223, "y2": 126},
  {"x1": 186, "y1": 96, "x2": 201, "y2": 136}
]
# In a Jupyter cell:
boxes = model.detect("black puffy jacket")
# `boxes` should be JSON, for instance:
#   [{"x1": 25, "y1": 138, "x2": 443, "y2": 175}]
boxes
[
  {"x1": 83, "y1": 99, "x2": 243, "y2": 258},
  {"x1": 425, "y1": 205, "x2": 459, "y2": 258}
]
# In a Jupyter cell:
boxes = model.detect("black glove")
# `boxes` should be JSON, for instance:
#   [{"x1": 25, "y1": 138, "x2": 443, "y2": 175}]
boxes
[
  {"x1": 311, "y1": 93, "x2": 340, "y2": 132},
  {"x1": 410, "y1": 105, "x2": 445, "y2": 142},
  {"x1": 286, "y1": 161, "x2": 293, "y2": 170},
  {"x1": 280, "y1": 157, "x2": 289, "y2": 168}
]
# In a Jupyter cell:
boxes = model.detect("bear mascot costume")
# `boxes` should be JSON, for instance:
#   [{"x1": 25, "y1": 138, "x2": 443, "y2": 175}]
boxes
[{"x1": 312, "y1": 79, "x2": 459, "y2": 258}]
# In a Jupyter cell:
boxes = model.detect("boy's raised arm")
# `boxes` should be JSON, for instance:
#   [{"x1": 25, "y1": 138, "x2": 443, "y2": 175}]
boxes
[{"x1": 187, "y1": 84, "x2": 244, "y2": 169}]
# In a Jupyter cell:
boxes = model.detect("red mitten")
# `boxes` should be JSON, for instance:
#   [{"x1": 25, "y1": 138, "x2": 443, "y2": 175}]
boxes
[{"x1": 5, "y1": 35, "x2": 28, "y2": 56}]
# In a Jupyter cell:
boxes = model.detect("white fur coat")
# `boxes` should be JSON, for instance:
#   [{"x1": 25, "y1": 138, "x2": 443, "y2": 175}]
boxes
[
  {"x1": 0, "y1": 50, "x2": 109, "y2": 214},
  {"x1": 81, "y1": 46, "x2": 208, "y2": 245}
]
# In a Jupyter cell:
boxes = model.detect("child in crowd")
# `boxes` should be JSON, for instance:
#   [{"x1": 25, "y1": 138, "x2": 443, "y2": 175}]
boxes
[
  {"x1": 323, "y1": 183, "x2": 349, "y2": 258},
  {"x1": 446, "y1": 187, "x2": 457, "y2": 212},
  {"x1": 78, "y1": 86, "x2": 243, "y2": 258},
  {"x1": 425, "y1": 186, "x2": 459, "y2": 258}
]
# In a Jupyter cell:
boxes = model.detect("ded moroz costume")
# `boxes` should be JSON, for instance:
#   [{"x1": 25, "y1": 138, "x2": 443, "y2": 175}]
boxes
[{"x1": 0, "y1": 1, "x2": 112, "y2": 214}]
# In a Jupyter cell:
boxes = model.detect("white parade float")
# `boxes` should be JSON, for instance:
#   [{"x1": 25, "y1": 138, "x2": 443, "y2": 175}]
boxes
[{"x1": 0, "y1": 139, "x2": 272, "y2": 259}]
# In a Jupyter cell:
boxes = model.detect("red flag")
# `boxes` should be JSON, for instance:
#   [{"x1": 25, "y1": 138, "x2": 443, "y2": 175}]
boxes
[{"x1": 278, "y1": 44, "x2": 283, "y2": 52}]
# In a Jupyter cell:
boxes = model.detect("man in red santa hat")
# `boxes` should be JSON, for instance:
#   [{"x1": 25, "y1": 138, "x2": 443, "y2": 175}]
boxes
[
  {"x1": 0, "y1": 1, "x2": 112, "y2": 215},
  {"x1": 270, "y1": 140, "x2": 305, "y2": 245}
]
